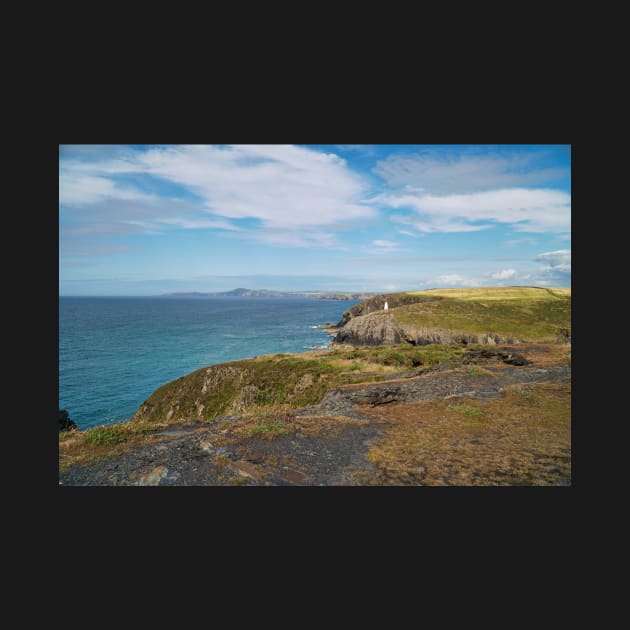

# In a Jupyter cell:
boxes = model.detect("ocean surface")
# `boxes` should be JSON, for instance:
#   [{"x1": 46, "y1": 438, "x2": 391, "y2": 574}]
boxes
[{"x1": 59, "y1": 296, "x2": 358, "y2": 430}]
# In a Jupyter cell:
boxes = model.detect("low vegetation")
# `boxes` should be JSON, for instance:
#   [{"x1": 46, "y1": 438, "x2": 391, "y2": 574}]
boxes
[
  {"x1": 394, "y1": 286, "x2": 570, "y2": 340},
  {"x1": 59, "y1": 343, "x2": 467, "y2": 470},
  {"x1": 363, "y1": 381, "x2": 571, "y2": 485},
  {"x1": 131, "y1": 343, "x2": 469, "y2": 427}
]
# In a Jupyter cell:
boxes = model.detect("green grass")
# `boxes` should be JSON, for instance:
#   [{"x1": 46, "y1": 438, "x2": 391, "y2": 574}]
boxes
[
  {"x1": 394, "y1": 287, "x2": 570, "y2": 340},
  {"x1": 247, "y1": 419, "x2": 290, "y2": 438},
  {"x1": 129, "y1": 343, "x2": 468, "y2": 428},
  {"x1": 452, "y1": 404, "x2": 485, "y2": 418},
  {"x1": 406, "y1": 286, "x2": 570, "y2": 301},
  {"x1": 83, "y1": 421, "x2": 156, "y2": 446},
  {"x1": 468, "y1": 366, "x2": 484, "y2": 377}
]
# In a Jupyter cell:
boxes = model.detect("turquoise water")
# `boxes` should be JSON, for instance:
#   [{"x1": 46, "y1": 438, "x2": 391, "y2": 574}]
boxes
[{"x1": 59, "y1": 296, "x2": 358, "y2": 429}]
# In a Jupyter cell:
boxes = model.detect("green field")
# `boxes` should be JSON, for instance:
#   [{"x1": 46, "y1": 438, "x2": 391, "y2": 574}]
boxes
[
  {"x1": 396, "y1": 286, "x2": 571, "y2": 340},
  {"x1": 407, "y1": 286, "x2": 570, "y2": 301}
]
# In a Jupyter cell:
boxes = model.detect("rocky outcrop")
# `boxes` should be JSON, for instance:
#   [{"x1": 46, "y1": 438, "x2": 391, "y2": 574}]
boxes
[
  {"x1": 337, "y1": 293, "x2": 440, "y2": 327},
  {"x1": 461, "y1": 348, "x2": 531, "y2": 366},
  {"x1": 397, "y1": 326, "x2": 517, "y2": 346},
  {"x1": 333, "y1": 314, "x2": 411, "y2": 345},
  {"x1": 333, "y1": 313, "x2": 517, "y2": 347},
  {"x1": 59, "y1": 409, "x2": 77, "y2": 432}
]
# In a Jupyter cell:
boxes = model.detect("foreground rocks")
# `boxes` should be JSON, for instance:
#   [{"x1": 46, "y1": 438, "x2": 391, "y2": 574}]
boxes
[
  {"x1": 59, "y1": 409, "x2": 77, "y2": 432},
  {"x1": 59, "y1": 346, "x2": 570, "y2": 486}
]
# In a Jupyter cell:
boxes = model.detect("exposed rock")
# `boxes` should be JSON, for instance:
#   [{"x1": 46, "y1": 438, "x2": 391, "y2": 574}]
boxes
[
  {"x1": 135, "y1": 465, "x2": 169, "y2": 486},
  {"x1": 199, "y1": 438, "x2": 214, "y2": 453},
  {"x1": 462, "y1": 349, "x2": 531, "y2": 366},
  {"x1": 230, "y1": 460, "x2": 265, "y2": 481},
  {"x1": 334, "y1": 314, "x2": 409, "y2": 345},
  {"x1": 274, "y1": 468, "x2": 309, "y2": 485},
  {"x1": 59, "y1": 409, "x2": 77, "y2": 432},
  {"x1": 334, "y1": 313, "x2": 520, "y2": 348},
  {"x1": 201, "y1": 366, "x2": 247, "y2": 394},
  {"x1": 228, "y1": 384, "x2": 259, "y2": 413},
  {"x1": 355, "y1": 389, "x2": 400, "y2": 406}
]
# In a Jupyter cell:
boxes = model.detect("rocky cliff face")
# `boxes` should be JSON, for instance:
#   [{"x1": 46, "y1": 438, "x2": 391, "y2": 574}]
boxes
[
  {"x1": 332, "y1": 312, "x2": 518, "y2": 346},
  {"x1": 334, "y1": 314, "x2": 410, "y2": 345}
]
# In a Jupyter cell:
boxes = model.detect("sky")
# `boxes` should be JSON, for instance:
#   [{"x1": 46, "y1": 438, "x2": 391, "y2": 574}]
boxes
[{"x1": 59, "y1": 144, "x2": 571, "y2": 295}]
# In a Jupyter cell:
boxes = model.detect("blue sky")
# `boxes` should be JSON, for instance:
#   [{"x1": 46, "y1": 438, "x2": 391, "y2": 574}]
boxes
[{"x1": 59, "y1": 144, "x2": 571, "y2": 295}]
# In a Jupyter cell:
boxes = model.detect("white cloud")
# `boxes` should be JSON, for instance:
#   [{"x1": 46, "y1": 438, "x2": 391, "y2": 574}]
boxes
[
  {"x1": 534, "y1": 249, "x2": 571, "y2": 268},
  {"x1": 433, "y1": 274, "x2": 480, "y2": 287},
  {"x1": 528, "y1": 249, "x2": 571, "y2": 286},
  {"x1": 398, "y1": 229, "x2": 419, "y2": 238},
  {"x1": 136, "y1": 144, "x2": 374, "y2": 229},
  {"x1": 372, "y1": 240, "x2": 398, "y2": 248},
  {"x1": 504, "y1": 237, "x2": 538, "y2": 247},
  {"x1": 534, "y1": 249, "x2": 571, "y2": 273},
  {"x1": 381, "y1": 188, "x2": 570, "y2": 234},
  {"x1": 489, "y1": 268, "x2": 517, "y2": 280},
  {"x1": 60, "y1": 145, "x2": 376, "y2": 250},
  {"x1": 155, "y1": 217, "x2": 242, "y2": 231},
  {"x1": 235, "y1": 228, "x2": 345, "y2": 250},
  {"x1": 373, "y1": 148, "x2": 569, "y2": 193},
  {"x1": 59, "y1": 174, "x2": 156, "y2": 205}
]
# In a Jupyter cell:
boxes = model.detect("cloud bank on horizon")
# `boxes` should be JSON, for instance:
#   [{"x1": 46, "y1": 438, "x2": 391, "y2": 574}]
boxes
[{"x1": 59, "y1": 144, "x2": 571, "y2": 295}]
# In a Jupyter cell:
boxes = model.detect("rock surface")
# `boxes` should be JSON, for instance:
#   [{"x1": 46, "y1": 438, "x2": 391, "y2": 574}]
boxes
[
  {"x1": 333, "y1": 312, "x2": 517, "y2": 347},
  {"x1": 59, "y1": 409, "x2": 77, "y2": 432},
  {"x1": 333, "y1": 313, "x2": 409, "y2": 345}
]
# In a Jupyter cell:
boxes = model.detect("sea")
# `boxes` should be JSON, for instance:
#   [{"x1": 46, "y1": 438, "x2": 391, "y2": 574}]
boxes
[{"x1": 59, "y1": 296, "x2": 359, "y2": 430}]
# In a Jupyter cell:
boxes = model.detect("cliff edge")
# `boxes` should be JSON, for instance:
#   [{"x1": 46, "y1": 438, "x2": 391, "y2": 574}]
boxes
[{"x1": 333, "y1": 286, "x2": 571, "y2": 347}]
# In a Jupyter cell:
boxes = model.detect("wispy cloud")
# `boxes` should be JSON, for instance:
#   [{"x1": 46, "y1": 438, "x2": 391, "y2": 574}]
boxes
[
  {"x1": 373, "y1": 147, "x2": 569, "y2": 194},
  {"x1": 372, "y1": 239, "x2": 398, "y2": 249},
  {"x1": 504, "y1": 237, "x2": 538, "y2": 247},
  {"x1": 489, "y1": 268, "x2": 517, "y2": 280},
  {"x1": 238, "y1": 229, "x2": 345, "y2": 250},
  {"x1": 430, "y1": 274, "x2": 481, "y2": 287},
  {"x1": 534, "y1": 249, "x2": 571, "y2": 273},
  {"x1": 381, "y1": 188, "x2": 570, "y2": 234},
  {"x1": 59, "y1": 241, "x2": 137, "y2": 257},
  {"x1": 155, "y1": 217, "x2": 243, "y2": 231},
  {"x1": 335, "y1": 144, "x2": 377, "y2": 156},
  {"x1": 60, "y1": 144, "x2": 377, "y2": 252}
]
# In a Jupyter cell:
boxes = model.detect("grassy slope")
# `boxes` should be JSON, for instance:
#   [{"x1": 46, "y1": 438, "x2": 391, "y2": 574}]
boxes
[
  {"x1": 132, "y1": 344, "x2": 466, "y2": 424},
  {"x1": 59, "y1": 344, "x2": 467, "y2": 470},
  {"x1": 396, "y1": 286, "x2": 571, "y2": 339}
]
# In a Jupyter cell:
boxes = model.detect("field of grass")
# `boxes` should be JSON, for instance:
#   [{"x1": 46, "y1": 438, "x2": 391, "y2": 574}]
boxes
[
  {"x1": 406, "y1": 286, "x2": 570, "y2": 301},
  {"x1": 394, "y1": 286, "x2": 571, "y2": 340},
  {"x1": 363, "y1": 380, "x2": 571, "y2": 485}
]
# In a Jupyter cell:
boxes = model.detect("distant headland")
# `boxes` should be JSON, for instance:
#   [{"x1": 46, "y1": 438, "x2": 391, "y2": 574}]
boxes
[{"x1": 158, "y1": 288, "x2": 378, "y2": 300}]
